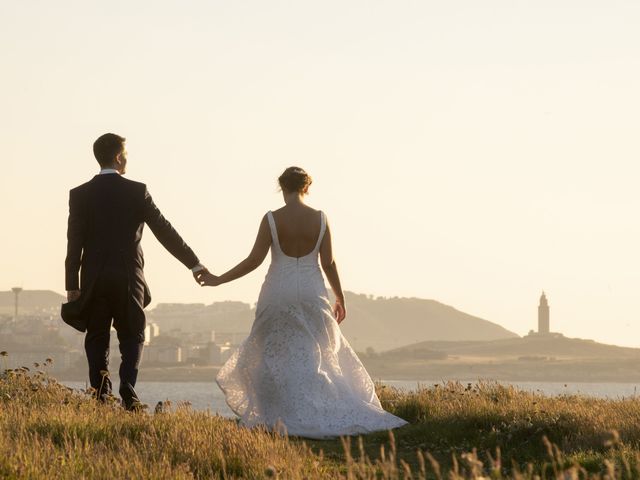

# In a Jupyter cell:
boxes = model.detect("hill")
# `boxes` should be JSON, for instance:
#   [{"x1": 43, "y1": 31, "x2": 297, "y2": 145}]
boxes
[
  {"x1": 148, "y1": 301, "x2": 254, "y2": 334},
  {"x1": 147, "y1": 292, "x2": 518, "y2": 352},
  {"x1": 1, "y1": 289, "x2": 518, "y2": 353},
  {"x1": 359, "y1": 334, "x2": 640, "y2": 381},
  {"x1": 339, "y1": 292, "x2": 518, "y2": 352},
  {"x1": 390, "y1": 334, "x2": 640, "y2": 359},
  {"x1": 0, "y1": 290, "x2": 65, "y2": 315}
]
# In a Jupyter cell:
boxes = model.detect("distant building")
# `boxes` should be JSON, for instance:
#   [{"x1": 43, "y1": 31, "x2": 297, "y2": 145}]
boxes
[
  {"x1": 527, "y1": 291, "x2": 563, "y2": 338},
  {"x1": 200, "y1": 342, "x2": 234, "y2": 365},
  {"x1": 143, "y1": 345, "x2": 182, "y2": 364},
  {"x1": 215, "y1": 332, "x2": 247, "y2": 346},
  {"x1": 538, "y1": 291, "x2": 550, "y2": 334},
  {"x1": 144, "y1": 322, "x2": 160, "y2": 345},
  {"x1": 3, "y1": 345, "x2": 77, "y2": 371}
]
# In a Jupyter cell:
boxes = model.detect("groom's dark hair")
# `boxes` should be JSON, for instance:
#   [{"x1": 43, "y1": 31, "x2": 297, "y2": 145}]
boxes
[{"x1": 93, "y1": 133, "x2": 126, "y2": 167}]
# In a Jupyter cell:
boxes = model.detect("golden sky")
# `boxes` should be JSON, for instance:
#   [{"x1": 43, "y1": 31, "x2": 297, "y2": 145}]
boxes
[{"x1": 1, "y1": 1, "x2": 639, "y2": 346}]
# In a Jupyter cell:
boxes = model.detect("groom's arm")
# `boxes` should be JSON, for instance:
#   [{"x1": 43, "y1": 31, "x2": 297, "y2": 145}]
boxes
[
  {"x1": 142, "y1": 186, "x2": 201, "y2": 270},
  {"x1": 65, "y1": 188, "x2": 85, "y2": 293}
]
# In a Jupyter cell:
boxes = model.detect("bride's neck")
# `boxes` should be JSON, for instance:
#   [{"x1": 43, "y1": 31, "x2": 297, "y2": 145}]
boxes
[{"x1": 283, "y1": 192, "x2": 305, "y2": 206}]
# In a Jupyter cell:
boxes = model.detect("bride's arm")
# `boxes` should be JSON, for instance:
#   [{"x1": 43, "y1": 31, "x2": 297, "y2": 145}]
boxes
[
  {"x1": 201, "y1": 215, "x2": 271, "y2": 286},
  {"x1": 319, "y1": 219, "x2": 347, "y2": 323}
]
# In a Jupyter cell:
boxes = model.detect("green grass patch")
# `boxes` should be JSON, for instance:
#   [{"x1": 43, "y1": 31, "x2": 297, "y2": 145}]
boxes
[{"x1": 3, "y1": 360, "x2": 640, "y2": 478}]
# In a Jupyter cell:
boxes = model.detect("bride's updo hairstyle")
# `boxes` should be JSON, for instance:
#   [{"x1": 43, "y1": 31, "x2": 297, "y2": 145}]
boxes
[{"x1": 278, "y1": 166, "x2": 313, "y2": 194}]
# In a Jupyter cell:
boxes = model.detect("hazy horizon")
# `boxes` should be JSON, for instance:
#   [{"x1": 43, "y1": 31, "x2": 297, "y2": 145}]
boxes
[{"x1": 2, "y1": 1, "x2": 639, "y2": 347}]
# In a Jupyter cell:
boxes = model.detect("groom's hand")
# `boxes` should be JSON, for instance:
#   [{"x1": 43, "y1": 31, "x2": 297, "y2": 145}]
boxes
[
  {"x1": 192, "y1": 266, "x2": 210, "y2": 284},
  {"x1": 67, "y1": 290, "x2": 81, "y2": 302}
]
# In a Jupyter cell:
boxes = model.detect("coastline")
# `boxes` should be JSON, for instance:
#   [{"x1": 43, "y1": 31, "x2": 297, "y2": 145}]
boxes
[{"x1": 52, "y1": 361, "x2": 640, "y2": 384}]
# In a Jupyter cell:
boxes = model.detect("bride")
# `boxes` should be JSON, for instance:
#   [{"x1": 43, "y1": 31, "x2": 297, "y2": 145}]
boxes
[{"x1": 198, "y1": 167, "x2": 407, "y2": 438}]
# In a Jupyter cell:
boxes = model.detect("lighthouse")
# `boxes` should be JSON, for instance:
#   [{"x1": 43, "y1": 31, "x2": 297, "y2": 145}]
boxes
[{"x1": 538, "y1": 291, "x2": 550, "y2": 334}]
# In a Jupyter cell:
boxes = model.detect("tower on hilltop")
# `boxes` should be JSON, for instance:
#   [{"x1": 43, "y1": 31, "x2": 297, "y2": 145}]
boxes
[
  {"x1": 11, "y1": 287, "x2": 23, "y2": 323},
  {"x1": 538, "y1": 291, "x2": 550, "y2": 334}
]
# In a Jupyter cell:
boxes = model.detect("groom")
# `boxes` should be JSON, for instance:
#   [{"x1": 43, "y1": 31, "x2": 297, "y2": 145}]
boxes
[{"x1": 65, "y1": 133, "x2": 208, "y2": 410}]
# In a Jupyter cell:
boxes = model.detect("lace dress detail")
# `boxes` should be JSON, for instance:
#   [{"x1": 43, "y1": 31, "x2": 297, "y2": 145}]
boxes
[{"x1": 216, "y1": 210, "x2": 408, "y2": 438}]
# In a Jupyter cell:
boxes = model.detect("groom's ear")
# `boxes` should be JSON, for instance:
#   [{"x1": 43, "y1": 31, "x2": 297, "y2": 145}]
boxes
[{"x1": 115, "y1": 150, "x2": 128, "y2": 173}]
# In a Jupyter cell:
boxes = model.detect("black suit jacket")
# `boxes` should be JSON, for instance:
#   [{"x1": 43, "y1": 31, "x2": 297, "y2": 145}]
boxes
[{"x1": 65, "y1": 174, "x2": 199, "y2": 310}]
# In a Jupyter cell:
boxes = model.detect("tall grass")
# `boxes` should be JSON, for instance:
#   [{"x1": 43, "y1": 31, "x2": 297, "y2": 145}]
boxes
[
  {"x1": 3, "y1": 357, "x2": 640, "y2": 478},
  {"x1": 373, "y1": 381, "x2": 640, "y2": 477}
]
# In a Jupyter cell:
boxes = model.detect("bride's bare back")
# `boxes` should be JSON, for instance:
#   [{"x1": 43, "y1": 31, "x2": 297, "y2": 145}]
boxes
[{"x1": 270, "y1": 205, "x2": 322, "y2": 258}]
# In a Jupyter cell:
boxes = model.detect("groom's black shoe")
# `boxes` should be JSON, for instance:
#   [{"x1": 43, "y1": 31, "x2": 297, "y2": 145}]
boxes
[
  {"x1": 94, "y1": 373, "x2": 113, "y2": 403},
  {"x1": 119, "y1": 383, "x2": 145, "y2": 412}
]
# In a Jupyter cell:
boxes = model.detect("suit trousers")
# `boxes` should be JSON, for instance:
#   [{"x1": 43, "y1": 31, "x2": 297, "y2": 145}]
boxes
[{"x1": 84, "y1": 261, "x2": 146, "y2": 400}]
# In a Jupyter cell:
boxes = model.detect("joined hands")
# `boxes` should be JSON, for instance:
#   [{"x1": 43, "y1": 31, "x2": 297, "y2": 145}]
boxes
[
  {"x1": 199, "y1": 272, "x2": 221, "y2": 286},
  {"x1": 193, "y1": 268, "x2": 221, "y2": 287}
]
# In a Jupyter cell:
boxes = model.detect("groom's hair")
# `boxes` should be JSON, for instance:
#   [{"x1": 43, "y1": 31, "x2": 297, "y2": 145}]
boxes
[{"x1": 93, "y1": 133, "x2": 126, "y2": 167}]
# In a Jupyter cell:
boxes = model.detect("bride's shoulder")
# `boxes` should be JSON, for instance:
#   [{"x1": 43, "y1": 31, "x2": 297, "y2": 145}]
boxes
[
  {"x1": 266, "y1": 208, "x2": 282, "y2": 222},
  {"x1": 303, "y1": 205, "x2": 323, "y2": 215},
  {"x1": 306, "y1": 206, "x2": 326, "y2": 221},
  {"x1": 306, "y1": 207, "x2": 327, "y2": 226}
]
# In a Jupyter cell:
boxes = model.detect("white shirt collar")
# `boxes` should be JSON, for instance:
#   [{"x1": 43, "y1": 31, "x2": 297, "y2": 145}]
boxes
[{"x1": 99, "y1": 168, "x2": 120, "y2": 175}]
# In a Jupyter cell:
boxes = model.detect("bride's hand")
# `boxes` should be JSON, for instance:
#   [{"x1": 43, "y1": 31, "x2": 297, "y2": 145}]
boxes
[
  {"x1": 193, "y1": 267, "x2": 210, "y2": 284},
  {"x1": 333, "y1": 300, "x2": 346, "y2": 324},
  {"x1": 199, "y1": 272, "x2": 221, "y2": 287}
]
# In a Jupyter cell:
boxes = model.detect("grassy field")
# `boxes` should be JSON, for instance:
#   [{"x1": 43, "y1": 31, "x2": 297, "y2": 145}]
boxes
[{"x1": 3, "y1": 357, "x2": 640, "y2": 478}]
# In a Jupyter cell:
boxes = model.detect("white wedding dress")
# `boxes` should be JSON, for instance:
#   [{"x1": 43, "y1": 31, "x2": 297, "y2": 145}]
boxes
[{"x1": 216, "y1": 211, "x2": 408, "y2": 438}]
